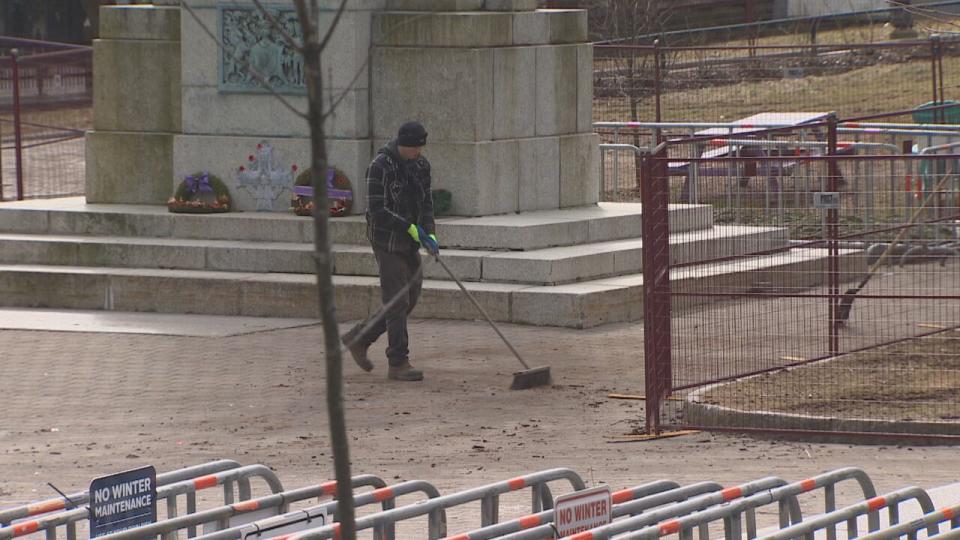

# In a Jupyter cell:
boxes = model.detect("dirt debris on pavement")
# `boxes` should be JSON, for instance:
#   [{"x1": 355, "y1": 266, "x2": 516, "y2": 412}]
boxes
[{"x1": 1, "y1": 318, "x2": 958, "y2": 534}]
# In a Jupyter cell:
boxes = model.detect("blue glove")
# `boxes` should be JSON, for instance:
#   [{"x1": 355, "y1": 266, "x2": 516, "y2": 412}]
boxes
[
  {"x1": 423, "y1": 233, "x2": 440, "y2": 255},
  {"x1": 406, "y1": 224, "x2": 440, "y2": 255}
]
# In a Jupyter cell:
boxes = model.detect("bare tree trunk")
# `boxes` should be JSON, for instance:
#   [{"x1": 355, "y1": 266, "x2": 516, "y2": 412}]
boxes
[{"x1": 291, "y1": 1, "x2": 357, "y2": 538}]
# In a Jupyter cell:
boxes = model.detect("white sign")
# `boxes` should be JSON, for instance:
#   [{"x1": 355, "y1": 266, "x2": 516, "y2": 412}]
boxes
[
  {"x1": 814, "y1": 192, "x2": 840, "y2": 209},
  {"x1": 553, "y1": 486, "x2": 612, "y2": 537}
]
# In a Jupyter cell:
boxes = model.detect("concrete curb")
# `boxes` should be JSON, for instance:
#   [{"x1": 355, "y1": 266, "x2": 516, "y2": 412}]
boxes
[{"x1": 685, "y1": 379, "x2": 960, "y2": 441}]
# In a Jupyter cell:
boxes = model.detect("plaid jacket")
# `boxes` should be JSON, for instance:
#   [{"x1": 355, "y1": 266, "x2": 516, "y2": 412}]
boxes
[{"x1": 365, "y1": 141, "x2": 436, "y2": 253}]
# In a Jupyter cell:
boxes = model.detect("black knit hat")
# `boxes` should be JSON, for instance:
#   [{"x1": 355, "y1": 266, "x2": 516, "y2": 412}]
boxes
[{"x1": 397, "y1": 121, "x2": 428, "y2": 147}]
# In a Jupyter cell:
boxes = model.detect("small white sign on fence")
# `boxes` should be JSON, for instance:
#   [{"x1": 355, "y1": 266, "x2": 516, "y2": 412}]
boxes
[
  {"x1": 814, "y1": 192, "x2": 840, "y2": 209},
  {"x1": 553, "y1": 486, "x2": 612, "y2": 538}
]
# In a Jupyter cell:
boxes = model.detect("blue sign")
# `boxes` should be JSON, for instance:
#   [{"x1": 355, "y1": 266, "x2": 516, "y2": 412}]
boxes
[{"x1": 88, "y1": 466, "x2": 157, "y2": 538}]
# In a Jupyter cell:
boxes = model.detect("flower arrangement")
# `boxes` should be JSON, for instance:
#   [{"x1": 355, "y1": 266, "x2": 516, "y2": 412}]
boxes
[
  {"x1": 167, "y1": 172, "x2": 232, "y2": 214},
  {"x1": 290, "y1": 166, "x2": 353, "y2": 217}
]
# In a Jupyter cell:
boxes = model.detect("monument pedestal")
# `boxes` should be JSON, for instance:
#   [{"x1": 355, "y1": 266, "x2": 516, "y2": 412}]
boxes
[
  {"x1": 371, "y1": 4, "x2": 597, "y2": 215},
  {"x1": 85, "y1": 6, "x2": 180, "y2": 204}
]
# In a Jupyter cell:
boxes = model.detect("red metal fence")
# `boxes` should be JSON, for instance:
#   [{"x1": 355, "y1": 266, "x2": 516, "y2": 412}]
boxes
[
  {"x1": 0, "y1": 37, "x2": 91, "y2": 201},
  {"x1": 638, "y1": 109, "x2": 960, "y2": 439}
]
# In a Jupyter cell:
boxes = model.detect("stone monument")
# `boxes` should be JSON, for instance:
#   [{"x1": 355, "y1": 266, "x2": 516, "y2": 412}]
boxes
[{"x1": 86, "y1": 0, "x2": 598, "y2": 217}]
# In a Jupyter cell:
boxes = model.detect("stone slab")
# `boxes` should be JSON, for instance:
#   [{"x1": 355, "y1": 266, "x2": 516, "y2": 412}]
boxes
[
  {"x1": 577, "y1": 43, "x2": 593, "y2": 133},
  {"x1": 99, "y1": 5, "x2": 180, "y2": 41},
  {"x1": 86, "y1": 131, "x2": 174, "y2": 205},
  {"x1": 0, "y1": 244, "x2": 852, "y2": 328},
  {"x1": 416, "y1": 140, "x2": 518, "y2": 216},
  {"x1": 559, "y1": 133, "x2": 600, "y2": 208},
  {"x1": 546, "y1": 9, "x2": 588, "y2": 44},
  {"x1": 385, "y1": 0, "x2": 484, "y2": 9},
  {"x1": 180, "y1": 87, "x2": 310, "y2": 138},
  {"x1": 493, "y1": 47, "x2": 536, "y2": 140},
  {"x1": 484, "y1": 0, "x2": 537, "y2": 11},
  {"x1": 535, "y1": 45, "x2": 578, "y2": 136},
  {"x1": 0, "y1": 307, "x2": 318, "y2": 336},
  {"x1": 518, "y1": 137, "x2": 561, "y2": 211},
  {"x1": 371, "y1": 48, "x2": 494, "y2": 143},
  {"x1": 0, "y1": 199, "x2": 717, "y2": 251},
  {"x1": 511, "y1": 11, "x2": 548, "y2": 45},
  {"x1": 93, "y1": 39, "x2": 180, "y2": 132},
  {"x1": 374, "y1": 12, "x2": 513, "y2": 47}
]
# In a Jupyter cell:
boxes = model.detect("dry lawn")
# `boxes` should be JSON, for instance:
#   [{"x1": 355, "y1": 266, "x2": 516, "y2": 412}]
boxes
[{"x1": 700, "y1": 328, "x2": 960, "y2": 422}]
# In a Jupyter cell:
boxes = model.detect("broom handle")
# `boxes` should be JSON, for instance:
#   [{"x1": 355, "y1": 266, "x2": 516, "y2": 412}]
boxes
[
  {"x1": 434, "y1": 255, "x2": 532, "y2": 371},
  {"x1": 863, "y1": 170, "x2": 952, "y2": 275}
]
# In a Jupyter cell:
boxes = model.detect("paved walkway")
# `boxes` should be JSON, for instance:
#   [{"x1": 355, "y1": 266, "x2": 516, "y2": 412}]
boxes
[{"x1": 1, "y1": 309, "x2": 959, "y2": 536}]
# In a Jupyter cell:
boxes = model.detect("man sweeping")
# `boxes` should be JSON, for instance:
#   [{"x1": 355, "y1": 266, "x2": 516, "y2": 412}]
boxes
[{"x1": 341, "y1": 121, "x2": 439, "y2": 381}]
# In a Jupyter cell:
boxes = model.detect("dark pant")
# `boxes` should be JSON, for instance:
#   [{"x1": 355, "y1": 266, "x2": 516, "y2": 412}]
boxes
[{"x1": 356, "y1": 248, "x2": 422, "y2": 366}]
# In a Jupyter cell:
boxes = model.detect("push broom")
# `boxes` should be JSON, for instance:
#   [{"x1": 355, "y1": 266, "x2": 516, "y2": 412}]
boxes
[
  {"x1": 836, "y1": 170, "x2": 953, "y2": 325},
  {"x1": 432, "y1": 255, "x2": 553, "y2": 390}
]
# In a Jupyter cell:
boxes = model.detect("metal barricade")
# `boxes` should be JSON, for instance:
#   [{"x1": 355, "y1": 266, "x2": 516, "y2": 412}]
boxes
[
  {"x1": 95, "y1": 475, "x2": 390, "y2": 540},
  {"x1": 209, "y1": 480, "x2": 441, "y2": 540},
  {"x1": 285, "y1": 468, "x2": 586, "y2": 540},
  {"x1": 599, "y1": 143, "x2": 647, "y2": 200},
  {"x1": 854, "y1": 503, "x2": 960, "y2": 540},
  {"x1": 0, "y1": 465, "x2": 283, "y2": 540},
  {"x1": 494, "y1": 478, "x2": 786, "y2": 540},
  {"x1": 606, "y1": 468, "x2": 878, "y2": 540},
  {"x1": 0, "y1": 460, "x2": 242, "y2": 527},
  {"x1": 760, "y1": 487, "x2": 937, "y2": 540},
  {"x1": 444, "y1": 480, "x2": 725, "y2": 540}
]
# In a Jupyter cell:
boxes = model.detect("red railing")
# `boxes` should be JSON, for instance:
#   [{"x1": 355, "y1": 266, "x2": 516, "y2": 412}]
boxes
[{"x1": 0, "y1": 38, "x2": 91, "y2": 201}]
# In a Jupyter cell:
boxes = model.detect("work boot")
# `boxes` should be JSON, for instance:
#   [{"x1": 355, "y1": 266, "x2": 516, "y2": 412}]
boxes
[
  {"x1": 388, "y1": 361, "x2": 423, "y2": 381},
  {"x1": 341, "y1": 325, "x2": 373, "y2": 372}
]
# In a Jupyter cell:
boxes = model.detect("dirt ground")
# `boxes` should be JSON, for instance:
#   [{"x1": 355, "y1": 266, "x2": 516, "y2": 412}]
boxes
[
  {"x1": 2, "y1": 313, "x2": 960, "y2": 537},
  {"x1": 702, "y1": 328, "x2": 960, "y2": 421}
]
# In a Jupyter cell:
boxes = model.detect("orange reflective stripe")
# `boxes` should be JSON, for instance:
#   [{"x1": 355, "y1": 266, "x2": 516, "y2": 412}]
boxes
[
  {"x1": 321, "y1": 481, "x2": 337, "y2": 495},
  {"x1": 659, "y1": 520, "x2": 681, "y2": 536},
  {"x1": 444, "y1": 535, "x2": 469, "y2": 540},
  {"x1": 943, "y1": 507, "x2": 956, "y2": 520},
  {"x1": 867, "y1": 497, "x2": 886, "y2": 511},
  {"x1": 800, "y1": 479, "x2": 816, "y2": 492},
  {"x1": 518, "y1": 515, "x2": 541, "y2": 529},
  {"x1": 332, "y1": 523, "x2": 342, "y2": 540},
  {"x1": 569, "y1": 533, "x2": 594, "y2": 540},
  {"x1": 233, "y1": 500, "x2": 259, "y2": 512},
  {"x1": 612, "y1": 490, "x2": 632, "y2": 504},
  {"x1": 507, "y1": 477, "x2": 526, "y2": 490},
  {"x1": 27, "y1": 500, "x2": 65, "y2": 515},
  {"x1": 193, "y1": 475, "x2": 218, "y2": 490},
  {"x1": 372, "y1": 488, "x2": 394, "y2": 503},
  {"x1": 721, "y1": 487, "x2": 742, "y2": 501},
  {"x1": 13, "y1": 521, "x2": 39, "y2": 536}
]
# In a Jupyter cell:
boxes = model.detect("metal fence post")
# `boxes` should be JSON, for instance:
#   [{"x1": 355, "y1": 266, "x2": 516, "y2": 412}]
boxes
[
  {"x1": 930, "y1": 35, "x2": 942, "y2": 122},
  {"x1": 641, "y1": 145, "x2": 672, "y2": 435},
  {"x1": 11, "y1": 49, "x2": 24, "y2": 201},
  {"x1": 827, "y1": 114, "x2": 840, "y2": 357},
  {"x1": 653, "y1": 40, "x2": 662, "y2": 133}
]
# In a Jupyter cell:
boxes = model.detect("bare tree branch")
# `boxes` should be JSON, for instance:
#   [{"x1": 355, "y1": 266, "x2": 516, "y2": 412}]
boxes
[
  {"x1": 251, "y1": 0, "x2": 304, "y2": 52},
  {"x1": 318, "y1": 10, "x2": 431, "y2": 122},
  {"x1": 289, "y1": 1, "x2": 358, "y2": 538},
  {"x1": 319, "y1": 0, "x2": 349, "y2": 52},
  {"x1": 180, "y1": 0, "x2": 307, "y2": 120}
]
